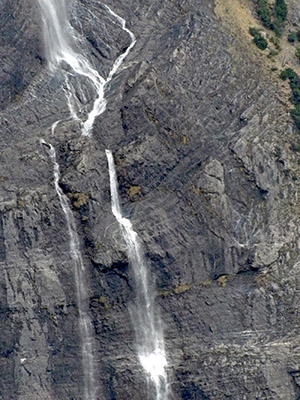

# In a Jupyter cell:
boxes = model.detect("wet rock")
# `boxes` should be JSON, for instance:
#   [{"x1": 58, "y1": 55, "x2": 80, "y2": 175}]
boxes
[{"x1": 0, "y1": 0, "x2": 300, "y2": 399}]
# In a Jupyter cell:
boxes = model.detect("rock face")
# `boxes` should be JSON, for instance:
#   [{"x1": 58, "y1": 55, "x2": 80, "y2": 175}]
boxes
[{"x1": 1, "y1": 0, "x2": 300, "y2": 399}]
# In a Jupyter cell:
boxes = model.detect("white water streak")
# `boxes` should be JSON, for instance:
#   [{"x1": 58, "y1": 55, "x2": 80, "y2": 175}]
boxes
[
  {"x1": 38, "y1": 0, "x2": 135, "y2": 136},
  {"x1": 105, "y1": 150, "x2": 169, "y2": 400},
  {"x1": 41, "y1": 140, "x2": 98, "y2": 400},
  {"x1": 38, "y1": 0, "x2": 168, "y2": 397}
]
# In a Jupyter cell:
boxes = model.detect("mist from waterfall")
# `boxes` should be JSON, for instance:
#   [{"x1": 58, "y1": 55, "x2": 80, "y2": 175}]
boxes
[
  {"x1": 38, "y1": 0, "x2": 135, "y2": 136},
  {"x1": 105, "y1": 150, "x2": 169, "y2": 400},
  {"x1": 41, "y1": 140, "x2": 98, "y2": 400}
]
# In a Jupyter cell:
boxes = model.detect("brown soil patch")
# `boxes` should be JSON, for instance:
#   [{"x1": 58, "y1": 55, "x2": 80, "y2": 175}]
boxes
[{"x1": 214, "y1": 0, "x2": 300, "y2": 106}]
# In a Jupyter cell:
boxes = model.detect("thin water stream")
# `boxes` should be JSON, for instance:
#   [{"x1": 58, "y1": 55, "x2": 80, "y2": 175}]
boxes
[
  {"x1": 41, "y1": 140, "x2": 98, "y2": 400},
  {"x1": 38, "y1": 0, "x2": 135, "y2": 136},
  {"x1": 38, "y1": 0, "x2": 169, "y2": 398},
  {"x1": 106, "y1": 150, "x2": 169, "y2": 400}
]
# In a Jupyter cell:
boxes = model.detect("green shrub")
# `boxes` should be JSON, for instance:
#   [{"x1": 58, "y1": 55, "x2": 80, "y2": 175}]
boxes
[
  {"x1": 297, "y1": 30, "x2": 300, "y2": 41},
  {"x1": 270, "y1": 36, "x2": 281, "y2": 50},
  {"x1": 254, "y1": 35, "x2": 268, "y2": 50},
  {"x1": 288, "y1": 33, "x2": 297, "y2": 43},
  {"x1": 280, "y1": 68, "x2": 300, "y2": 129},
  {"x1": 254, "y1": 0, "x2": 288, "y2": 37},
  {"x1": 291, "y1": 105, "x2": 300, "y2": 129},
  {"x1": 280, "y1": 68, "x2": 300, "y2": 102},
  {"x1": 272, "y1": 0, "x2": 287, "y2": 36},
  {"x1": 274, "y1": 0, "x2": 288, "y2": 22},
  {"x1": 249, "y1": 27, "x2": 260, "y2": 36},
  {"x1": 290, "y1": 142, "x2": 300, "y2": 152},
  {"x1": 249, "y1": 27, "x2": 268, "y2": 50},
  {"x1": 271, "y1": 19, "x2": 284, "y2": 37},
  {"x1": 296, "y1": 48, "x2": 300, "y2": 61},
  {"x1": 280, "y1": 68, "x2": 298, "y2": 81},
  {"x1": 292, "y1": 86, "x2": 300, "y2": 103},
  {"x1": 256, "y1": 0, "x2": 272, "y2": 28},
  {"x1": 268, "y1": 49, "x2": 279, "y2": 58}
]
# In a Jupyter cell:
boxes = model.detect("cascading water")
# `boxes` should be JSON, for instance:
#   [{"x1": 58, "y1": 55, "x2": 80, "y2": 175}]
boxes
[
  {"x1": 38, "y1": 0, "x2": 170, "y2": 398},
  {"x1": 38, "y1": 0, "x2": 135, "y2": 136},
  {"x1": 40, "y1": 140, "x2": 98, "y2": 400},
  {"x1": 83, "y1": 4, "x2": 136, "y2": 135},
  {"x1": 105, "y1": 150, "x2": 169, "y2": 400}
]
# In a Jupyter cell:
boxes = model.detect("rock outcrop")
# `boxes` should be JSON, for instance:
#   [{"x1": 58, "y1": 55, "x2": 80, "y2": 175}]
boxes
[{"x1": 0, "y1": 0, "x2": 300, "y2": 399}]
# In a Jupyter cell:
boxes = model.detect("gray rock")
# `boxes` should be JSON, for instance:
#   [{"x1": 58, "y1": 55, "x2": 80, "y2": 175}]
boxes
[{"x1": 0, "y1": 0, "x2": 300, "y2": 399}]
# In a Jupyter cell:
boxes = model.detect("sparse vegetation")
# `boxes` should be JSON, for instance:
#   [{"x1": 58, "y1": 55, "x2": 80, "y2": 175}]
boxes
[
  {"x1": 217, "y1": 275, "x2": 228, "y2": 287},
  {"x1": 288, "y1": 32, "x2": 297, "y2": 43},
  {"x1": 68, "y1": 192, "x2": 90, "y2": 209},
  {"x1": 287, "y1": 30, "x2": 300, "y2": 44},
  {"x1": 174, "y1": 283, "x2": 192, "y2": 294},
  {"x1": 291, "y1": 106, "x2": 300, "y2": 129},
  {"x1": 274, "y1": 0, "x2": 288, "y2": 22},
  {"x1": 253, "y1": 0, "x2": 288, "y2": 37},
  {"x1": 249, "y1": 27, "x2": 268, "y2": 50},
  {"x1": 128, "y1": 186, "x2": 141, "y2": 198},
  {"x1": 269, "y1": 36, "x2": 281, "y2": 50},
  {"x1": 158, "y1": 283, "x2": 192, "y2": 297},
  {"x1": 290, "y1": 142, "x2": 300, "y2": 152},
  {"x1": 270, "y1": 20, "x2": 282, "y2": 37},
  {"x1": 280, "y1": 68, "x2": 300, "y2": 129},
  {"x1": 272, "y1": 0, "x2": 287, "y2": 36},
  {"x1": 200, "y1": 279, "x2": 213, "y2": 287},
  {"x1": 254, "y1": 34, "x2": 268, "y2": 50},
  {"x1": 268, "y1": 49, "x2": 279, "y2": 58},
  {"x1": 272, "y1": 0, "x2": 288, "y2": 36},
  {"x1": 255, "y1": 0, "x2": 272, "y2": 29},
  {"x1": 158, "y1": 289, "x2": 172, "y2": 297},
  {"x1": 96, "y1": 296, "x2": 109, "y2": 310},
  {"x1": 296, "y1": 48, "x2": 300, "y2": 61}
]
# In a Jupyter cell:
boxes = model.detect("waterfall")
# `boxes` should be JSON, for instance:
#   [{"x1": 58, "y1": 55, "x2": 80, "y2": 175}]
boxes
[
  {"x1": 83, "y1": 5, "x2": 136, "y2": 135},
  {"x1": 38, "y1": 0, "x2": 135, "y2": 136},
  {"x1": 41, "y1": 140, "x2": 98, "y2": 400},
  {"x1": 105, "y1": 150, "x2": 169, "y2": 400},
  {"x1": 38, "y1": 0, "x2": 169, "y2": 398}
]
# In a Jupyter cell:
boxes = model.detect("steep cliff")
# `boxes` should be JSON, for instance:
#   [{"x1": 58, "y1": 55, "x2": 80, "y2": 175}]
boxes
[{"x1": 1, "y1": 0, "x2": 300, "y2": 399}]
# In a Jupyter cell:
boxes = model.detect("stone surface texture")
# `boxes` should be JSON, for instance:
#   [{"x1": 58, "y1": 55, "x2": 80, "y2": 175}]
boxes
[{"x1": 0, "y1": 0, "x2": 300, "y2": 399}]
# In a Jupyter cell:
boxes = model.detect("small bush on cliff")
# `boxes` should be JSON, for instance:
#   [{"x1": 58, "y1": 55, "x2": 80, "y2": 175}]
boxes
[
  {"x1": 270, "y1": 36, "x2": 281, "y2": 50},
  {"x1": 249, "y1": 27, "x2": 268, "y2": 50},
  {"x1": 254, "y1": 0, "x2": 288, "y2": 37},
  {"x1": 274, "y1": 0, "x2": 288, "y2": 22},
  {"x1": 271, "y1": 0, "x2": 288, "y2": 37},
  {"x1": 288, "y1": 33, "x2": 297, "y2": 43},
  {"x1": 288, "y1": 31, "x2": 300, "y2": 43},
  {"x1": 281, "y1": 68, "x2": 297, "y2": 78},
  {"x1": 281, "y1": 68, "x2": 300, "y2": 129},
  {"x1": 268, "y1": 49, "x2": 279, "y2": 58},
  {"x1": 280, "y1": 68, "x2": 298, "y2": 81},
  {"x1": 255, "y1": 0, "x2": 272, "y2": 28},
  {"x1": 270, "y1": 20, "x2": 284, "y2": 37},
  {"x1": 291, "y1": 105, "x2": 300, "y2": 130}
]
